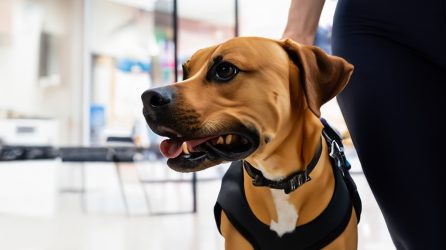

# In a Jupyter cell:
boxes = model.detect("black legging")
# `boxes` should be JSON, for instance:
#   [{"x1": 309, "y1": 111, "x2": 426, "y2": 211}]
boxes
[{"x1": 332, "y1": 0, "x2": 446, "y2": 249}]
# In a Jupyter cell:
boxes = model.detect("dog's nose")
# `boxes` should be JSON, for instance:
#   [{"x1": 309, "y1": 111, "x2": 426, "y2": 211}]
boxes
[{"x1": 141, "y1": 87, "x2": 174, "y2": 109}]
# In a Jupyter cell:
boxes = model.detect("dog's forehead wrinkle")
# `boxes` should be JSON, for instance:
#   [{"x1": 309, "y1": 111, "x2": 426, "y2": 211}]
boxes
[
  {"x1": 213, "y1": 55, "x2": 223, "y2": 62},
  {"x1": 214, "y1": 44, "x2": 276, "y2": 67},
  {"x1": 187, "y1": 44, "x2": 220, "y2": 74},
  {"x1": 204, "y1": 43, "x2": 288, "y2": 75},
  {"x1": 209, "y1": 52, "x2": 255, "y2": 71}
]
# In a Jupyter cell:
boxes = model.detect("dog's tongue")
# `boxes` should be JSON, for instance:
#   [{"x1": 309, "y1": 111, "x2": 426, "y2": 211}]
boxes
[
  {"x1": 160, "y1": 140, "x2": 183, "y2": 158},
  {"x1": 160, "y1": 136, "x2": 216, "y2": 159}
]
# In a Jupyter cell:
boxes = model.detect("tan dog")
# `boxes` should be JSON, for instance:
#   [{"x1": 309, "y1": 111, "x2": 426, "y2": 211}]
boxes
[{"x1": 142, "y1": 37, "x2": 358, "y2": 249}]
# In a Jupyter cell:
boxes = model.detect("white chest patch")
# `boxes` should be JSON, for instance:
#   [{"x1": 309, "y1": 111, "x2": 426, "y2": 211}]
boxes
[{"x1": 269, "y1": 189, "x2": 298, "y2": 237}]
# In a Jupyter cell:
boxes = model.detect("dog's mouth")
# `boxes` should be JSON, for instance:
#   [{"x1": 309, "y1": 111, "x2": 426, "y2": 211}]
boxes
[{"x1": 156, "y1": 127, "x2": 259, "y2": 172}]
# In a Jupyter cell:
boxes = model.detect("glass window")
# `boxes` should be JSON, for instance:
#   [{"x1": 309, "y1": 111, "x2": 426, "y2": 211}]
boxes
[
  {"x1": 88, "y1": 0, "x2": 174, "y2": 146},
  {"x1": 177, "y1": 0, "x2": 236, "y2": 80}
]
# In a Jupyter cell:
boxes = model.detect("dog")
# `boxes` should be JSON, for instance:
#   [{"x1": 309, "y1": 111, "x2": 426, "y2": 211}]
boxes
[{"x1": 142, "y1": 37, "x2": 361, "y2": 250}]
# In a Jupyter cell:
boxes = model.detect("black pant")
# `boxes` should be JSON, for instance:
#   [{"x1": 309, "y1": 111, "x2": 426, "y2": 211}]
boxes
[{"x1": 332, "y1": 0, "x2": 446, "y2": 249}]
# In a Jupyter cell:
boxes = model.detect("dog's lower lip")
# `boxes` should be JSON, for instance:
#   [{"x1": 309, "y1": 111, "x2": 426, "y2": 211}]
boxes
[{"x1": 167, "y1": 152, "x2": 210, "y2": 172}]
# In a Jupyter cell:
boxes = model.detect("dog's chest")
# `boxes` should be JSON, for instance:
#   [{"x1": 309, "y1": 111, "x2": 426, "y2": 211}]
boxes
[{"x1": 269, "y1": 189, "x2": 298, "y2": 237}]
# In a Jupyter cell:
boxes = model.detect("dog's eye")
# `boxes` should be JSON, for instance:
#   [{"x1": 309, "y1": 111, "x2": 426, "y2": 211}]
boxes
[{"x1": 213, "y1": 62, "x2": 239, "y2": 82}]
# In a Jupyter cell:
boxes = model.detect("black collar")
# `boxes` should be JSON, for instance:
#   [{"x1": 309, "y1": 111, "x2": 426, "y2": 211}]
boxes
[{"x1": 243, "y1": 136, "x2": 323, "y2": 194}]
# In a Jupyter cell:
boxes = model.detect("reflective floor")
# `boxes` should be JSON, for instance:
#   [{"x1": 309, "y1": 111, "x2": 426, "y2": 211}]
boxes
[{"x1": 0, "y1": 155, "x2": 395, "y2": 250}]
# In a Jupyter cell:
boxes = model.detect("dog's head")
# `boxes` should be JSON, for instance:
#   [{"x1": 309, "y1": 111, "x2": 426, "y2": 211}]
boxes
[{"x1": 142, "y1": 37, "x2": 353, "y2": 172}]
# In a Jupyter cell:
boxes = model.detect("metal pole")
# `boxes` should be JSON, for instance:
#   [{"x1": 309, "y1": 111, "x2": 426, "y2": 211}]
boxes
[
  {"x1": 192, "y1": 172, "x2": 197, "y2": 213},
  {"x1": 235, "y1": 0, "x2": 239, "y2": 37},
  {"x1": 82, "y1": 0, "x2": 92, "y2": 146},
  {"x1": 173, "y1": 0, "x2": 178, "y2": 82}
]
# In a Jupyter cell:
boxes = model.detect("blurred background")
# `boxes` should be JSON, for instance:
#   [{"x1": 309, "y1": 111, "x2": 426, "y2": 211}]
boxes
[{"x1": 0, "y1": 0, "x2": 394, "y2": 249}]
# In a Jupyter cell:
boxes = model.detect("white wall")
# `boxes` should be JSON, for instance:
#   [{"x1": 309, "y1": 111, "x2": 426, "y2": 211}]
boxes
[
  {"x1": 0, "y1": 0, "x2": 41, "y2": 114},
  {"x1": 0, "y1": 0, "x2": 84, "y2": 145},
  {"x1": 239, "y1": 0, "x2": 337, "y2": 39}
]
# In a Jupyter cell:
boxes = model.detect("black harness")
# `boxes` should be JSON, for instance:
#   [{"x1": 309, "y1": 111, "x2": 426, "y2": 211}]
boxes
[{"x1": 214, "y1": 119, "x2": 362, "y2": 250}]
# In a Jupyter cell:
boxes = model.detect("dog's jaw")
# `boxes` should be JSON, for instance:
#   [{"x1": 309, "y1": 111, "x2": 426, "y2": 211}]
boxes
[{"x1": 146, "y1": 118, "x2": 260, "y2": 172}]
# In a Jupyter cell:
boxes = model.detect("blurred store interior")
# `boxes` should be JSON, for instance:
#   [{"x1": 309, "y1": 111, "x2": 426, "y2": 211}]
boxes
[{"x1": 0, "y1": 0, "x2": 394, "y2": 249}]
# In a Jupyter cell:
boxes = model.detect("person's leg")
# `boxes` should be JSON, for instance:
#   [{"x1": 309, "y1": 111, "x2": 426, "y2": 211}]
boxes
[{"x1": 332, "y1": 29, "x2": 446, "y2": 249}]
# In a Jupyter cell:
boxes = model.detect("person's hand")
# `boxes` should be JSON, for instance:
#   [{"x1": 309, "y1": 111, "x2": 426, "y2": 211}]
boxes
[
  {"x1": 281, "y1": 32, "x2": 315, "y2": 46},
  {"x1": 281, "y1": 0, "x2": 325, "y2": 46}
]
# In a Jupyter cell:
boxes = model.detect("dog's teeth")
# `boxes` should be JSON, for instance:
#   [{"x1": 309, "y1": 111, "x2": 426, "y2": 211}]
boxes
[
  {"x1": 182, "y1": 143, "x2": 190, "y2": 154},
  {"x1": 217, "y1": 136, "x2": 224, "y2": 145},
  {"x1": 225, "y1": 134, "x2": 233, "y2": 144}
]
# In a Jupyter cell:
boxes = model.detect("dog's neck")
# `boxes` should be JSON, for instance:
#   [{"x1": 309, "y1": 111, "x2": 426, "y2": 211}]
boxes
[
  {"x1": 244, "y1": 110, "x2": 335, "y2": 235},
  {"x1": 246, "y1": 110, "x2": 323, "y2": 179}
]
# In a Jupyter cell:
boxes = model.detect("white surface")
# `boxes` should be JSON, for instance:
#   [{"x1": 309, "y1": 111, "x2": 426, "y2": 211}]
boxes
[
  {"x1": 0, "y1": 160, "x2": 58, "y2": 217},
  {"x1": 0, "y1": 0, "x2": 85, "y2": 145},
  {"x1": 0, "y1": 119, "x2": 59, "y2": 145}
]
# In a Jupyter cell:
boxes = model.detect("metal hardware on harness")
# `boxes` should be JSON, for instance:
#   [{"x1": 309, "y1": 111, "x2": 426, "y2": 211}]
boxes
[
  {"x1": 329, "y1": 140, "x2": 351, "y2": 175},
  {"x1": 321, "y1": 117, "x2": 352, "y2": 173},
  {"x1": 329, "y1": 140, "x2": 343, "y2": 167}
]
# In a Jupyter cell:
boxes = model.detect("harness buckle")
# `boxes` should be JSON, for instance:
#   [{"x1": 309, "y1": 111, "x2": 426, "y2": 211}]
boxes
[{"x1": 329, "y1": 140, "x2": 351, "y2": 172}]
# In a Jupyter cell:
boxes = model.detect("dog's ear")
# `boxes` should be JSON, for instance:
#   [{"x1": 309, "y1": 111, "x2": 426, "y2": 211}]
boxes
[
  {"x1": 182, "y1": 60, "x2": 190, "y2": 80},
  {"x1": 280, "y1": 39, "x2": 353, "y2": 117}
]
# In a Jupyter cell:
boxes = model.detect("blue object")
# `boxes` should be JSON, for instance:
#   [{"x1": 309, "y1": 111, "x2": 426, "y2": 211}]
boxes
[{"x1": 116, "y1": 58, "x2": 151, "y2": 73}]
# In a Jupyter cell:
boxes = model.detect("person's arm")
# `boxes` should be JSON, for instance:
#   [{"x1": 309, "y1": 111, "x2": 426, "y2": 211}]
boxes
[{"x1": 282, "y1": 0, "x2": 326, "y2": 45}]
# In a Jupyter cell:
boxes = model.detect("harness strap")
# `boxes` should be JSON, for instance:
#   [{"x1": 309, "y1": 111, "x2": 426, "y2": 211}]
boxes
[{"x1": 320, "y1": 118, "x2": 362, "y2": 222}]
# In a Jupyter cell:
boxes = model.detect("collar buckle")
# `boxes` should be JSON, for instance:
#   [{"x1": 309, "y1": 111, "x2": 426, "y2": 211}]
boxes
[{"x1": 285, "y1": 171, "x2": 312, "y2": 194}]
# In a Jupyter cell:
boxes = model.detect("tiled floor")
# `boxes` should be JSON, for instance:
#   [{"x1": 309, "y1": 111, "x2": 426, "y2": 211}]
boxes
[{"x1": 0, "y1": 154, "x2": 395, "y2": 250}]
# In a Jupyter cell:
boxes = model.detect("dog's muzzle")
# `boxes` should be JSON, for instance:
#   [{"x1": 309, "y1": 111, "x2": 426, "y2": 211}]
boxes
[{"x1": 141, "y1": 86, "x2": 260, "y2": 172}]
